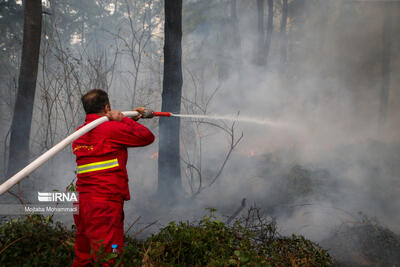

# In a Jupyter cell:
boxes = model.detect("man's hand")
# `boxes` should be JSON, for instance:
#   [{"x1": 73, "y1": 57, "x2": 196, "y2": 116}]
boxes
[
  {"x1": 106, "y1": 110, "x2": 124, "y2": 121},
  {"x1": 132, "y1": 107, "x2": 145, "y2": 121}
]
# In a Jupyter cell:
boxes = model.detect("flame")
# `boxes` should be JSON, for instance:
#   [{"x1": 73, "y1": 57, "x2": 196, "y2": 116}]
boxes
[
  {"x1": 236, "y1": 148, "x2": 258, "y2": 158},
  {"x1": 248, "y1": 149, "x2": 256, "y2": 158}
]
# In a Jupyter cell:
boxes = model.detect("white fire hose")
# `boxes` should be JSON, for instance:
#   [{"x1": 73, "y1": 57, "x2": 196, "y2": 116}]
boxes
[{"x1": 0, "y1": 111, "x2": 139, "y2": 195}]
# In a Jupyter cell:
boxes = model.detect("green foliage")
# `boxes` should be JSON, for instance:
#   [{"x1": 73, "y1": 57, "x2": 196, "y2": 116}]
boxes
[
  {"x1": 66, "y1": 179, "x2": 77, "y2": 192},
  {"x1": 0, "y1": 212, "x2": 333, "y2": 266},
  {"x1": 266, "y1": 235, "x2": 333, "y2": 266},
  {"x1": 118, "y1": 210, "x2": 333, "y2": 266},
  {"x1": 0, "y1": 215, "x2": 75, "y2": 267},
  {"x1": 91, "y1": 240, "x2": 120, "y2": 267},
  {"x1": 138, "y1": 217, "x2": 266, "y2": 266}
]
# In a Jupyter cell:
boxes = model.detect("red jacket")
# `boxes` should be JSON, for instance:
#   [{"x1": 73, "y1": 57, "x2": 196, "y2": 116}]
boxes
[{"x1": 72, "y1": 114, "x2": 155, "y2": 201}]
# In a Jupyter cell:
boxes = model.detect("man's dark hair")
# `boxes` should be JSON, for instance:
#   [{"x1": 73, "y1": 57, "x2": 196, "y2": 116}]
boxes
[{"x1": 81, "y1": 89, "x2": 110, "y2": 114}]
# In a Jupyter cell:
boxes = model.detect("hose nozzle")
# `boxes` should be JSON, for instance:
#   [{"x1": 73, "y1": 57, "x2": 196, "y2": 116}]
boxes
[{"x1": 141, "y1": 109, "x2": 171, "y2": 119}]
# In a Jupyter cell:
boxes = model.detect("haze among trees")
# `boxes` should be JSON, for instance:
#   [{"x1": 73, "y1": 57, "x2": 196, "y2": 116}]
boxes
[
  {"x1": 0, "y1": 1, "x2": 399, "y2": 264},
  {"x1": 0, "y1": 0, "x2": 398, "y2": 197}
]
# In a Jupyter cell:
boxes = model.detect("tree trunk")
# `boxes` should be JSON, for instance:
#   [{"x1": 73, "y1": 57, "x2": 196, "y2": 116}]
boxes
[
  {"x1": 231, "y1": 0, "x2": 240, "y2": 45},
  {"x1": 280, "y1": 0, "x2": 288, "y2": 71},
  {"x1": 231, "y1": 0, "x2": 242, "y2": 67},
  {"x1": 379, "y1": 1, "x2": 392, "y2": 125},
  {"x1": 255, "y1": 0, "x2": 266, "y2": 65},
  {"x1": 7, "y1": 0, "x2": 42, "y2": 179},
  {"x1": 265, "y1": 0, "x2": 274, "y2": 67},
  {"x1": 158, "y1": 0, "x2": 183, "y2": 200}
]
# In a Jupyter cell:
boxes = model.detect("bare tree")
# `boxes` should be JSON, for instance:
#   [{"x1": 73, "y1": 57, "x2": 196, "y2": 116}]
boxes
[
  {"x1": 255, "y1": 0, "x2": 274, "y2": 67},
  {"x1": 180, "y1": 71, "x2": 243, "y2": 198},
  {"x1": 231, "y1": 0, "x2": 242, "y2": 68},
  {"x1": 265, "y1": 0, "x2": 274, "y2": 67},
  {"x1": 255, "y1": 0, "x2": 266, "y2": 66},
  {"x1": 6, "y1": 0, "x2": 42, "y2": 180},
  {"x1": 36, "y1": 33, "x2": 118, "y2": 151},
  {"x1": 379, "y1": 1, "x2": 393, "y2": 126},
  {"x1": 182, "y1": 118, "x2": 243, "y2": 198},
  {"x1": 280, "y1": 0, "x2": 288, "y2": 71},
  {"x1": 105, "y1": 0, "x2": 162, "y2": 107}
]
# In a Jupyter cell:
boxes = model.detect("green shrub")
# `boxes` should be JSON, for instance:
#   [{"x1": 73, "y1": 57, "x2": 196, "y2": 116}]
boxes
[
  {"x1": 0, "y1": 215, "x2": 74, "y2": 267},
  {"x1": 131, "y1": 217, "x2": 266, "y2": 266},
  {"x1": 0, "y1": 211, "x2": 334, "y2": 266},
  {"x1": 266, "y1": 235, "x2": 333, "y2": 266},
  {"x1": 118, "y1": 209, "x2": 333, "y2": 266}
]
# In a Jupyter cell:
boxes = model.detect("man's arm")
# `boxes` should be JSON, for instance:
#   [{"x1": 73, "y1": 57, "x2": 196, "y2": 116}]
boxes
[{"x1": 106, "y1": 109, "x2": 155, "y2": 147}]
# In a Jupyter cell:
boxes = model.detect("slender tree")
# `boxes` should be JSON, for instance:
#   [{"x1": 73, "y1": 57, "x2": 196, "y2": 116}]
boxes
[
  {"x1": 6, "y1": 0, "x2": 42, "y2": 179},
  {"x1": 379, "y1": 1, "x2": 392, "y2": 125},
  {"x1": 280, "y1": 0, "x2": 288, "y2": 70},
  {"x1": 158, "y1": 0, "x2": 183, "y2": 199},
  {"x1": 256, "y1": 0, "x2": 266, "y2": 66},
  {"x1": 231, "y1": 0, "x2": 240, "y2": 46},
  {"x1": 231, "y1": 0, "x2": 242, "y2": 69},
  {"x1": 265, "y1": 0, "x2": 274, "y2": 67}
]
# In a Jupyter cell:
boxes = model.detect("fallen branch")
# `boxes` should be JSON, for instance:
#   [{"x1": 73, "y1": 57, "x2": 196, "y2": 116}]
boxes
[
  {"x1": 0, "y1": 235, "x2": 29, "y2": 255},
  {"x1": 125, "y1": 216, "x2": 141, "y2": 235},
  {"x1": 226, "y1": 198, "x2": 246, "y2": 224},
  {"x1": 131, "y1": 220, "x2": 158, "y2": 238}
]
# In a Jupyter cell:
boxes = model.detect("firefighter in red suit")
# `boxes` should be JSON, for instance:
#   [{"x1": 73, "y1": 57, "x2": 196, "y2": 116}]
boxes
[{"x1": 71, "y1": 89, "x2": 154, "y2": 266}]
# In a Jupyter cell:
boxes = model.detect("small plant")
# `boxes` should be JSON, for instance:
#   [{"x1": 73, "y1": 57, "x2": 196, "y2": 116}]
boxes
[
  {"x1": 91, "y1": 241, "x2": 119, "y2": 267},
  {"x1": 0, "y1": 215, "x2": 75, "y2": 267}
]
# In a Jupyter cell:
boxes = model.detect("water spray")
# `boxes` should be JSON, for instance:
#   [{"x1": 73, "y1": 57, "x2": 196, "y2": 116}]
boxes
[
  {"x1": 147, "y1": 110, "x2": 287, "y2": 128},
  {"x1": 171, "y1": 113, "x2": 288, "y2": 127}
]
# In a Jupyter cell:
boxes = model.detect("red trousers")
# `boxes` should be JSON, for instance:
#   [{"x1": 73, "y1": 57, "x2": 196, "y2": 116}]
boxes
[{"x1": 72, "y1": 195, "x2": 124, "y2": 267}]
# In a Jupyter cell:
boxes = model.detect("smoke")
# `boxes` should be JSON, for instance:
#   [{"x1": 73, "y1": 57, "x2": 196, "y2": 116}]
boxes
[
  {"x1": 164, "y1": 0, "x2": 400, "y2": 243},
  {"x1": 0, "y1": 1, "x2": 399, "y2": 262}
]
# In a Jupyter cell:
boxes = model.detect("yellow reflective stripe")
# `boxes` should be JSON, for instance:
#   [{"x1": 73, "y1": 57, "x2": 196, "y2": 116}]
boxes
[
  {"x1": 77, "y1": 158, "x2": 119, "y2": 174},
  {"x1": 78, "y1": 163, "x2": 119, "y2": 174},
  {"x1": 77, "y1": 159, "x2": 118, "y2": 169}
]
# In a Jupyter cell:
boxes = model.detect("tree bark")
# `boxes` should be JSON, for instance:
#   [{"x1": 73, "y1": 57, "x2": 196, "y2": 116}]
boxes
[
  {"x1": 265, "y1": 0, "x2": 274, "y2": 67},
  {"x1": 158, "y1": 0, "x2": 183, "y2": 200},
  {"x1": 231, "y1": 0, "x2": 240, "y2": 46},
  {"x1": 379, "y1": 1, "x2": 392, "y2": 125},
  {"x1": 256, "y1": 0, "x2": 266, "y2": 66},
  {"x1": 7, "y1": 0, "x2": 42, "y2": 179},
  {"x1": 231, "y1": 0, "x2": 242, "y2": 68},
  {"x1": 280, "y1": 0, "x2": 288, "y2": 71}
]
